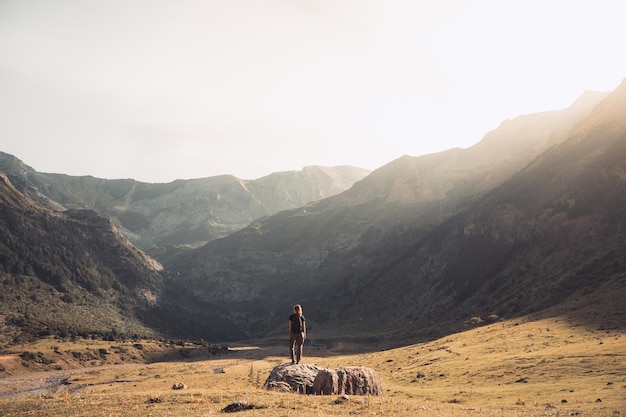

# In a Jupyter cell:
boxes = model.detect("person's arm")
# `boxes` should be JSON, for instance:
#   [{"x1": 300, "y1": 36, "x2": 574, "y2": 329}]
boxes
[
  {"x1": 302, "y1": 320, "x2": 306, "y2": 339},
  {"x1": 288, "y1": 318, "x2": 292, "y2": 333}
]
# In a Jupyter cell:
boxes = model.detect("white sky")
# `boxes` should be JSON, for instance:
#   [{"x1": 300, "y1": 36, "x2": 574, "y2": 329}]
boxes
[{"x1": 1, "y1": 0, "x2": 625, "y2": 183}]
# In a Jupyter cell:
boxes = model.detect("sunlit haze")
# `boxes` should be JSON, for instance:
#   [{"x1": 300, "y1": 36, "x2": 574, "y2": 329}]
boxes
[{"x1": 1, "y1": 0, "x2": 625, "y2": 183}]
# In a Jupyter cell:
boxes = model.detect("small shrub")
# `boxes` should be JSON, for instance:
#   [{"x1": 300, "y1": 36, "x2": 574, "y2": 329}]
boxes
[
  {"x1": 19, "y1": 351, "x2": 37, "y2": 361},
  {"x1": 113, "y1": 346, "x2": 128, "y2": 354},
  {"x1": 32, "y1": 352, "x2": 55, "y2": 365},
  {"x1": 60, "y1": 294, "x2": 74, "y2": 303}
]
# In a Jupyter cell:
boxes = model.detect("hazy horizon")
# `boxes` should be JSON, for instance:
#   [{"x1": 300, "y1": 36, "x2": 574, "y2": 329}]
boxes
[{"x1": 1, "y1": 0, "x2": 625, "y2": 183}]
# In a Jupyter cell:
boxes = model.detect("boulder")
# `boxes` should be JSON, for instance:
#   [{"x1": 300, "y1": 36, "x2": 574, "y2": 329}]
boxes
[
  {"x1": 262, "y1": 363, "x2": 323, "y2": 394},
  {"x1": 334, "y1": 394, "x2": 350, "y2": 403},
  {"x1": 314, "y1": 367, "x2": 381, "y2": 396},
  {"x1": 312, "y1": 368, "x2": 339, "y2": 395},
  {"x1": 266, "y1": 381, "x2": 292, "y2": 392},
  {"x1": 264, "y1": 363, "x2": 382, "y2": 396},
  {"x1": 171, "y1": 382, "x2": 188, "y2": 390},
  {"x1": 336, "y1": 367, "x2": 382, "y2": 396}
]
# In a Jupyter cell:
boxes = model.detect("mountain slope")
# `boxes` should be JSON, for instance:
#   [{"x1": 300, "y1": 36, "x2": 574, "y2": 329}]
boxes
[
  {"x1": 0, "y1": 172, "x2": 244, "y2": 343},
  {"x1": 331, "y1": 90, "x2": 604, "y2": 202},
  {"x1": 0, "y1": 154, "x2": 369, "y2": 253},
  {"x1": 0, "y1": 160, "x2": 364, "y2": 342},
  {"x1": 0, "y1": 171, "x2": 165, "y2": 343},
  {"x1": 350, "y1": 79, "x2": 626, "y2": 341},
  {"x1": 0, "y1": 84, "x2": 619, "y2": 344},
  {"x1": 167, "y1": 89, "x2": 613, "y2": 339}
]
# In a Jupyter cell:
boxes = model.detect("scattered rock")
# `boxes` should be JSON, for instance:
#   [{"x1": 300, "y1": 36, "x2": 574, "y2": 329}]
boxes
[
  {"x1": 266, "y1": 381, "x2": 292, "y2": 392},
  {"x1": 596, "y1": 398, "x2": 602, "y2": 402},
  {"x1": 561, "y1": 399, "x2": 568, "y2": 403},
  {"x1": 334, "y1": 394, "x2": 350, "y2": 404},
  {"x1": 146, "y1": 396, "x2": 161, "y2": 404},
  {"x1": 213, "y1": 367, "x2": 225, "y2": 374},
  {"x1": 486, "y1": 314, "x2": 500, "y2": 323},
  {"x1": 222, "y1": 401, "x2": 262, "y2": 413},
  {"x1": 515, "y1": 378, "x2": 528, "y2": 383},
  {"x1": 171, "y1": 382, "x2": 188, "y2": 390},
  {"x1": 465, "y1": 317, "x2": 484, "y2": 326}
]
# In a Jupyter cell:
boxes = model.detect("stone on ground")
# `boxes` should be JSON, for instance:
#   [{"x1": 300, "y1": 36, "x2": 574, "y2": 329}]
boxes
[{"x1": 264, "y1": 363, "x2": 382, "y2": 396}]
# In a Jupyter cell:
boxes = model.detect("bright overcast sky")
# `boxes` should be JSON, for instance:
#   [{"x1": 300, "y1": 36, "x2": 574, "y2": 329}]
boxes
[{"x1": 1, "y1": 0, "x2": 625, "y2": 183}]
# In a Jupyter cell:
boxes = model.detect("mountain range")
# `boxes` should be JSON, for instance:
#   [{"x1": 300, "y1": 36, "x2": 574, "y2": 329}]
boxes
[
  {"x1": 0, "y1": 159, "x2": 370, "y2": 342},
  {"x1": 0, "y1": 170, "x2": 164, "y2": 344},
  {"x1": 0, "y1": 158, "x2": 369, "y2": 253},
  {"x1": 1, "y1": 80, "x2": 625, "y2": 345}
]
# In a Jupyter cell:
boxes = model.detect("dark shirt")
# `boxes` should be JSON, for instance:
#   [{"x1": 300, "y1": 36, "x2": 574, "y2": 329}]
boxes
[{"x1": 289, "y1": 313, "x2": 305, "y2": 333}]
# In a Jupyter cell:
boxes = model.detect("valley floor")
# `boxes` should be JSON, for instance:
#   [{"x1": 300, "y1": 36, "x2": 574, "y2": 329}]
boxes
[{"x1": 1, "y1": 314, "x2": 625, "y2": 416}]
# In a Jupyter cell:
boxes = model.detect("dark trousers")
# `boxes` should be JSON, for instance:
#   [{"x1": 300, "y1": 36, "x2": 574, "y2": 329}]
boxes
[{"x1": 289, "y1": 331, "x2": 304, "y2": 363}]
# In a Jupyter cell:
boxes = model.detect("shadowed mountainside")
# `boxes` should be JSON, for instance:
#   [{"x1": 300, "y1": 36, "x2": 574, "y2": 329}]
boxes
[
  {"x1": 166, "y1": 88, "x2": 623, "y2": 340},
  {"x1": 0, "y1": 171, "x2": 163, "y2": 343},
  {"x1": 0, "y1": 171, "x2": 249, "y2": 343},
  {"x1": 1, "y1": 83, "x2": 623, "y2": 345},
  {"x1": 333, "y1": 81, "x2": 626, "y2": 341}
]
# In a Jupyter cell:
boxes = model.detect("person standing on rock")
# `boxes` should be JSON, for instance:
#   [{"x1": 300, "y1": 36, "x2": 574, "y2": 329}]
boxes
[{"x1": 288, "y1": 304, "x2": 306, "y2": 364}]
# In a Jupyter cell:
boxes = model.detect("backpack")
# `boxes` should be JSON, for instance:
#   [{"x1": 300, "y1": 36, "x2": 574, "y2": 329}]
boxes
[{"x1": 290, "y1": 314, "x2": 303, "y2": 333}]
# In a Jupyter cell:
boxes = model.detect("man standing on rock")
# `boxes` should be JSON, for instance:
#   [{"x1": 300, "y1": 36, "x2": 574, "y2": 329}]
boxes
[{"x1": 288, "y1": 304, "x2": 306, "y2": 364}]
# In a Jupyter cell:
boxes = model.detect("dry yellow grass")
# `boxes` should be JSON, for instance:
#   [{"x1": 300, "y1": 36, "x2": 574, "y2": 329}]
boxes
[{"x1": 1, "y1": 314, "x2": 625, "y2": 416}]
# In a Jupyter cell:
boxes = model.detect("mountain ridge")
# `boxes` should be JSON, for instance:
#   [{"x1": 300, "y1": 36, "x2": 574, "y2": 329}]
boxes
[
  {"x1": 1, "y1": 82, "x2": 624, "y2": 345},
  {"x1": 0, "y1": 154, "x2": 369, "y2": 253},
  {"x1": 315, "y1": 79, "x2": 626, "y2": 339}
]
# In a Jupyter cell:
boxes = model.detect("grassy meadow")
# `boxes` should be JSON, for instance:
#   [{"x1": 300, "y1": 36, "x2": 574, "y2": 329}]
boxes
[{"x1": 1, "y1": 313, "x2": 625, "y2": 417}]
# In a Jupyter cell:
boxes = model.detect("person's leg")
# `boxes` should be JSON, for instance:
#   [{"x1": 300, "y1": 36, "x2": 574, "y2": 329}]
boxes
[
  {"x1": 295, "y1": 333, "x2": 304, "y2": 363},
  {"x1": 289, "y1": 332, "x2": 297, "y2": 363}
]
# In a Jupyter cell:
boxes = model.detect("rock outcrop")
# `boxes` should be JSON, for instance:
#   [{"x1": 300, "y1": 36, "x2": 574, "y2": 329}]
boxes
[
  {"x1": 263, "y1": 363, "x2": 382, "y2": 396},
  {"x1": 263, "y1": 363, "x2": 322, "y2": 394},
  {"x1": 313, "y1": 367, "x2": 382, "y2": 396}
]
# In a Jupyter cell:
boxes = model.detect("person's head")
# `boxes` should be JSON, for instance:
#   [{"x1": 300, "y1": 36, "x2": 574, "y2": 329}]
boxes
[{"x1": 293, "y1": 304, "x2": 302, "y2": 316}]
